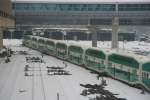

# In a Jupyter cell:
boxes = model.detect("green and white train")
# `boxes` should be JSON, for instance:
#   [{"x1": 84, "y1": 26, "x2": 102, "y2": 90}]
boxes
[{"x1": 23, "y1": 35, "x2": 150, "y2": 91}]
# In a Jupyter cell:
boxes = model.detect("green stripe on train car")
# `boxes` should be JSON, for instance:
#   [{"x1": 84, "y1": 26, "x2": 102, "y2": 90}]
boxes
[
  {"x1": 38, "y1": 39, "x2": 45, "y2": 43},
  {"x1": 46, "y1": 40, "x2": 55, "y2": 55},
  {"x1": 85, "y1": 48, "x2": 106, "y2": 59},
  {"x1": 142, "y1": 62, "x2": 150, "y2": 72},
  {"x1": 68, "y1": 45, "x2": 83, "y2": 53},
  {"x1": 56, "y1": 42, "x2": 67, "y2": 59},
  {"x1": 56, "y1": 43, "x2": 67, "y2": 48},
  {"x1": 46, "y1": 40, "x2": 55, "y2": 46},
  {"x1": 32, "y1": 37, "x2": 37, "y2": 41},
  {"x1": 108, "y1": 54, "x2": 139, "y2": 69},
  {"x1": 85, "y1": 48, "x2": 106, "y2": 72},
  {"x1": 68, "y1": 45, "x2": 84, "y2": 65}
]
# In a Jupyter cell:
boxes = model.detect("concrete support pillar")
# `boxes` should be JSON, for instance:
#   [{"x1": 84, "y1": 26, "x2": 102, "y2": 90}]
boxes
[
  {"x1": 86, "y1": 31, "x2": 90, "y2": 41},
  {"x1": 62, "y1": 31, "x2": 67, "y2": 40},
  {"x1": 112, "y1": 17, "x2": 119, "y2": 49},
  {"x1": 92, "y1": 31, "x2": 97, "y2": 47},
  {"x1": 88, "y1": 25, "x2": 98, "y2": 47}
]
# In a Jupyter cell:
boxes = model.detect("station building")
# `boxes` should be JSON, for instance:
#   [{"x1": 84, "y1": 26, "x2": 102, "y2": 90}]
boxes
[
  {"x1": 12, "y1": 0, "x2": 150, "y2": 47},
  {"x1": 13, "y1": 0, "x2": 150, "y2": 28},
  {"x1": 0, "y1": 0, "x2": 15, "y2": 49}
]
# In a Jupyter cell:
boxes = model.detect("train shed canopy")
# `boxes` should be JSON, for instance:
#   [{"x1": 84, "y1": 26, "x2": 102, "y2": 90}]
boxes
[{"x1": 12, "y1": 0, "x2": 150, "y2": 3}]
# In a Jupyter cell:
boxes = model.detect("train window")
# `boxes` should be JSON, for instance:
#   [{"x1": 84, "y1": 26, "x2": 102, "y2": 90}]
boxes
[
  {"x1": 101, "y1": 60, "x2": 104, "y2": 64},
  {"x1": 146, "y1": 73, "x2": 149, "y2": 79},
  {"x1": 120, "y1": 65, "x2": 123, "y2": 69},
  {"x1": 113, "y1": 64, "x2": 116, "y2": 68},
  {"x1": 108, "y1": 62, "x2": 112, "y2": 67},
  {"x1": 143, "y1": 72, "x2": 149, "y2": 79},
  {"x1": 133, "y1": 69, "x2": 137, "y2": 75},
  {"x1": 143, "y1": 72, "x2": 146, "y2": 78},
  {"x1": 144, "y1": 73, "x2": 147, "y2": 78},
  {"x1": 80, "y1": 55, "x2": 82, "y2": 58}
]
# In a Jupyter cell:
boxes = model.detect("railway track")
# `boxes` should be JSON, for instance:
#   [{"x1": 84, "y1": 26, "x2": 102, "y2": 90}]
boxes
[
  {"x1": 31, "y1": 62, "x2": 35, "y2": 100},
  {"x1": 38, "y1": 61, "x2": 46, "y2": 100},
  {"x1": 31, "y1": 57, "x2": 46, "y2": 100}
]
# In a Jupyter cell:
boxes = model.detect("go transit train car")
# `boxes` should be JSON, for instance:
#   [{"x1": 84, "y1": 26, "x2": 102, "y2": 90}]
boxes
[
  {"x1": 68, "y1": 44, "x2": 85, "y2": 65},
  {"x1": 23, "y1": 35, "x2": 150, "y2": 91}
]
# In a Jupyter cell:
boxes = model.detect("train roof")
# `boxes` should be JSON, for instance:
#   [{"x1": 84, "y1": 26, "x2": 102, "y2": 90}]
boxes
[
  {"x1": 68, "y1": 42, "x2": 90, "y2": 50},
  {"x1": 56, "y1": 40, "x2": 70, "y2": 47},
  {"x1": 86, "y1": 46, "x2": 110, "y2": 55},
  {"x1": 12, "y1": 0, "x2": 150, "y2": 4},
  {"x1": 26, "y1": 35, "x2": 150, "y2": 64},
  {"x1": 109, "y1": 49, "x2": 150, "y2": 64},
  {"x1": 29, "y1": 35, "x2": 58, "y2": 43}
]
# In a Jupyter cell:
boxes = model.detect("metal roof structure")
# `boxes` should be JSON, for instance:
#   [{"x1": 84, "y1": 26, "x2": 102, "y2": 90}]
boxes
[{"x1": 12, "y1": 0, "x2": 150, "y2": 4}]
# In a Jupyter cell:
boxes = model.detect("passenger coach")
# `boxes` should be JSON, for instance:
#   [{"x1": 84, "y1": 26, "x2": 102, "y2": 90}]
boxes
[
  {"x1": 108, "y1": 53, "x2": 140, "y2": 83},
  {"x1": 23, "y1": 35, "x2": 150, "y2": 91},
  {"x1": 68, "y1": 44, "x2": 84, "y2": 65},
  {"x1": 56, "y1": 42, "x2": 68, "y2": 60},
  {"x1": 85, "y1": 48, "x2": 106, "y2": 72},
  {"x1": 45, "y1": 39, "x2": 56, "y2": 56}
]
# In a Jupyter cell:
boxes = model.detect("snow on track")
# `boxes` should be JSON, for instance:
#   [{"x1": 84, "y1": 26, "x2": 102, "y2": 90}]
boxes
[{"x1": 0, "y1": 39, "x2": 150, "y2": 100}]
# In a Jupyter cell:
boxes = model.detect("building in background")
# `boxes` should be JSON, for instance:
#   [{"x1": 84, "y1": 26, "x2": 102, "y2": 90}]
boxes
[
  {"x1": 12, "y1": 0, "x2": 150, "y2": 48},
  {"x1": 0, "y1": 0, "x2": 15, "y2": 49},
  {"x1": 12, "y1": 0, "x2": 150, "y2": 30}
]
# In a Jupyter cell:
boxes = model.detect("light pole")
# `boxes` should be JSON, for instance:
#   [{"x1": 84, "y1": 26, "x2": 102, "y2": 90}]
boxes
[{"x1": 9, "y1": 28, "x2": 15, "y2": 47}]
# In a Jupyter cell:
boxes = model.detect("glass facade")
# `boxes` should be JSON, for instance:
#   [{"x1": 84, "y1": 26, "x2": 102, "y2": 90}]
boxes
[
  {"x1": 13, "y1": 2, "x2": 150, "y2": 28},
  {"x1": 14, "y1": 3, "x2": 150, "y2": 12},
  {"x1": 118, "y1": 4, "x2": 150, "y2": 11},
  {"x1": 14, "y1": 3, "x2": 115, "y2": 12},
  {"x1": 119, "y1": 18, "x2": 150, "y2": 25}
]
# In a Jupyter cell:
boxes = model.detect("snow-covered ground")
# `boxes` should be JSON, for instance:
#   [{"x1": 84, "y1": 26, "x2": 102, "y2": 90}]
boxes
[
  {"x1": 3, "y1": 39, "x2": 150, "y2": 54},
  {"x1": 3, "y1": 39, "x2": 22, "y2": 47},
  {"x1": 0, "y1": 39, "x2": 150, "y2": 100},
  {"x1": 66, "y1": 40, "x2": 150, "y2": 52}
]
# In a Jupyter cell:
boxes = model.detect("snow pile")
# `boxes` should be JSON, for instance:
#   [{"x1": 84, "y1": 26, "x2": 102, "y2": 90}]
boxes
[
  {"x1": 3, "y1": 39, "x2": 22, "y2": 47},
  {"x1": 0, "y1": 48, "x2": 6, "y2": 54}
]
